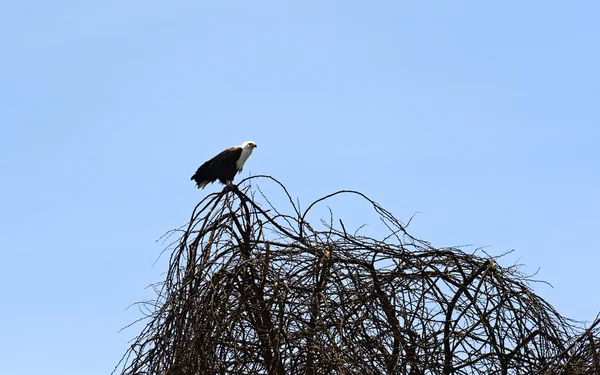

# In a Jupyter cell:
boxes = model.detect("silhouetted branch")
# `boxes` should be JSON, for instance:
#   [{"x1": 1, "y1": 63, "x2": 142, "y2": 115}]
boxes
[{"x1": 115, "y1": 175, "x2": 600, "y2": 375}]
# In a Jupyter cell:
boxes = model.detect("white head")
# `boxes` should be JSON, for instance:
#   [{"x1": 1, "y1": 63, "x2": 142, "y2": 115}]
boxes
[
  {"x1": 236, "y1": 141, "x2": 257, "y2": 170},
  {"x1": 241, "y1": 141, "x2": 257, "y2": 150}
]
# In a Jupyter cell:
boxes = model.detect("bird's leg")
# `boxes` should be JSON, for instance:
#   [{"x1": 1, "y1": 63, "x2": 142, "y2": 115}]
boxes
[{"x1": 224, "y1": 180, "x2": 240, "y2": 193}]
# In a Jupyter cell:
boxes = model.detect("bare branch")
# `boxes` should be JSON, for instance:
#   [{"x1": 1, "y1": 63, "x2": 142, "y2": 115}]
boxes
[{"x1": 114, "y1": 175, "x2": 600, "y2": 375}]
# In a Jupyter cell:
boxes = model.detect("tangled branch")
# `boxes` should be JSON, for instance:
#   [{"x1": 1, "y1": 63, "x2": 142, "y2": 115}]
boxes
[{"x1": 115, "y1": 175, "x2": 600, "y2": 375}]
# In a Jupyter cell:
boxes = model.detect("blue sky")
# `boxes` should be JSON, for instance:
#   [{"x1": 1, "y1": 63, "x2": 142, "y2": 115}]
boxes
[{"x1": 1, "y1": 1, "x2": 599, "y2": 374}]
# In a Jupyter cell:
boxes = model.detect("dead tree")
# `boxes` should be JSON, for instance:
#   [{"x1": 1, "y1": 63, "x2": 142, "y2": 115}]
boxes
[{"x1": 114, "y1": 175, "x2": 600, "y2": 375}]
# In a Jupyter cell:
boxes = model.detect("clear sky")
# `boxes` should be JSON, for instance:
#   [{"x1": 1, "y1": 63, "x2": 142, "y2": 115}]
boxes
[{"x1": 1, "y1": 1, "x2": 599, "y2": 374}]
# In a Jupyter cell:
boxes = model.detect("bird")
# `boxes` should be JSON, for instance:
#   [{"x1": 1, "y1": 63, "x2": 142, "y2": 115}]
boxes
[{"x1": 191, "y1": 141, "x2": 258, "y2": 189}]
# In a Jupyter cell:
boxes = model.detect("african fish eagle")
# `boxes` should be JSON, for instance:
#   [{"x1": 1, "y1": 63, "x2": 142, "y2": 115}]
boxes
[{"x1": 191, "y1": 141, "x2": 257, "y2": 189}]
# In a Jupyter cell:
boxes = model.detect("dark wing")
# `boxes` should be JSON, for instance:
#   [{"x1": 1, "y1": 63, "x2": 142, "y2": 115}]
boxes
[{"x1": 191, "y1": 147, "x2": 242, "y2": 186}]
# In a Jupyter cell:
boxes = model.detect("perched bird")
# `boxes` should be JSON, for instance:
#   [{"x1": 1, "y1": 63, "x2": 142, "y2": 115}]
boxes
[{"x1": 191, "y1": 141, "x2": 258, "y2": 189}]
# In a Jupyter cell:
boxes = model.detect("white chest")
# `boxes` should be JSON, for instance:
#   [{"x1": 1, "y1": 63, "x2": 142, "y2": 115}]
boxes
[{"x1": 236, "y1": 147, "x2": 253, "y2": 170}]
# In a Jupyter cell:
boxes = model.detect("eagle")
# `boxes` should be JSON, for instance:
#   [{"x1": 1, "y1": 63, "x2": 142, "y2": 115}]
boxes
[{"x1": 191, "y1": 141, "x2": 258, "y2": 189}]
